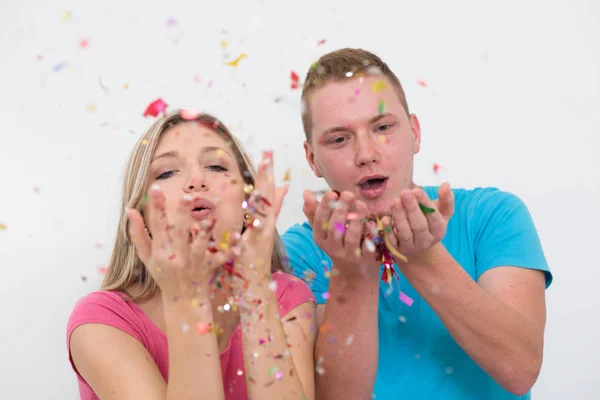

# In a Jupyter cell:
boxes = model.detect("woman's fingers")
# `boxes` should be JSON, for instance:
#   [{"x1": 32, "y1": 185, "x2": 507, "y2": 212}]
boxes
[{"x1": 126, "y1": 207, "x2": 151, "y2": 264}]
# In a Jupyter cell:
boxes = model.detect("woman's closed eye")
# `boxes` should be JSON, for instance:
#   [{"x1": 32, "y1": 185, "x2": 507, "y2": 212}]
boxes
[
  {"x1": 157, "y1": 170, "x2": 176, "y2": 180},
  {"x1": 207, "y1": 165, "x2": 228, "y2": 172}
]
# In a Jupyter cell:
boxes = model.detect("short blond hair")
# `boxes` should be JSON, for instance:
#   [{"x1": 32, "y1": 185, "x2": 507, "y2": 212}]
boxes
[
  {"x1": 101, "y1": 110, "x2": 290, "y2": 302},
  {"x1": 301, "y1": 48, "x2": 410, "y2": 141}
]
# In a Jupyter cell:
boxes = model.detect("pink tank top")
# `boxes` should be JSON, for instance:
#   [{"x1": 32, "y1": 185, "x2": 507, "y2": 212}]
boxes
[{"x1": 67, "y1": 271, "x2": 315, "y2": 400}]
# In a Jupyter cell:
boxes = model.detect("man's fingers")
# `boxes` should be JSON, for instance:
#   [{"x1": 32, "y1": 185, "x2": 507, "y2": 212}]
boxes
[
  {"x1": 302, "y1": 190, "x2": 318, "y2": 225},
  {"x1": 414, "y1": 189, "x2": 446, "y2": 239},
  {"x1": 312, "y1": 191, "x2": 337, "y2": 241},
  {"x1": 437, "y1": 182, "x2": 455, "y2": 219}
]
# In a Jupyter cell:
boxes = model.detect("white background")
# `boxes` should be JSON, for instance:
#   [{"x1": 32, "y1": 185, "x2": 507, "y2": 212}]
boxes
[{"x1": 0, "y1": 0, "x2": 598, "y2": 398}]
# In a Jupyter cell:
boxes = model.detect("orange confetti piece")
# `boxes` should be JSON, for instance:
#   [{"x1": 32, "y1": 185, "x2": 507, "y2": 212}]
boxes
[
  {"x1": 224, "y1": 53, "x2": 247, "y2": 67},
  {"x1": 195, "y1": 322, "x2": 211, "y2": 335},
  {"x1": 283, "y1": 168, "x2": 291, "y2": 182},
  {"x1": 0, "y1": 223, "x2": 7, "y2": 231},
  {"x1": 220, "y1": 40, "x2": 228, "y2": 48},
  {"x1": 319, "y1": 323, "x2": 331, "y2": 334}
]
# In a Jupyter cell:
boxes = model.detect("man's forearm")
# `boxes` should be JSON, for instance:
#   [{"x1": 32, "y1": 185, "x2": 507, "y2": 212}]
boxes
[
  {"x1": 400, "y1": 244, "x2": 544, "y2": 395},
  {"x1": 316, "y1": 266, "x2": 380, "y2": 400}
]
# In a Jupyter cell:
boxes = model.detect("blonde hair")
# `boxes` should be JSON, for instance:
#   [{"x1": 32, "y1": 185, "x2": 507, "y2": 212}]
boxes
[
  {"x1": 301, "y1": 48, "x2": 410, "y2": 142},
  {"x1": 101, "y1": 110, "x2": 290, "y2": 302}
]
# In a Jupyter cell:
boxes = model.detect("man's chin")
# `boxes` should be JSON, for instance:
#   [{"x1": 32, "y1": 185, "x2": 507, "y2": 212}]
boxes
[{"x1": 364, "y1": 197, "x2": 395, "y2": 218}]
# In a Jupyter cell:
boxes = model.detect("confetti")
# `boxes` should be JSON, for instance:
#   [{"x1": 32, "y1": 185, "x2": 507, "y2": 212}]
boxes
[
  {"x1": 417, "y1": 79, "x2": 428, "y2": 88},
  {"x1": 364, "y1": 238, "x2": 376, "y2": 253},
  {"x1": 312, "y1": 39, "x2": 326, "y2": 47},
  {"x1": 79, "y1": 38, "x2": 89, "y2": 49},
  {"x1": 81, "y1": 276, "x2": 87, "y2": 282},
  {"x1": 181, "y1": 323, "x2": 190, "y2": 333},
  {"x1": 290, "y1": 71, "x2": 300, "y2": 89},
  {"x1": 33, "y1": 185, "x2": 40, "y2": 194},
  {"x1": 220, "y1": 40, "x2": 228, "y2": 48},
  {"x1": 282, "y1": 168, "x2": 291, "y2": 182},
  {"x1": 60, "y1": 11, "x2": 72, "y2": 23},
  {"x1": 333, "y1": 222, "x2": 345, "y2": 235},
  {"x1": 378, "y1": 135, "x2": 385, "y2": 143},
  {"x1": 98, "y1": 77, "x2": 109, "y2": 94},
  {"x1": 315, "y1": 356, "x2": 325, "y2": 376},
  {"x1": 378, "y1": 100, "x2": 386, "y2": 113},
  {"x1": 193, "y1": 74, "x2": 201, "y2": 83},
  {"x1": 166, "y1": 17, "x2": 178, "y2": 27},
  {"x1": 195, "y1": 322, "x2": 211, "y2": 335},
  {"x1": 322, "y1": 292, "x2": 331, "y2": 300},
  {"x1": 345, "y1": 335, "x2": 354, "y2": 345},
  {"x1": 268, "y1": 281, "x2": 277, "y2": 291},
  {"x1": 143, "y1": 98, "x2": 168, "y2": 117},
  {"x1": 97, "y1": 266, "x2": 107, "y2": 274},
  {"x1": 371, "y1": 79, "x2": 387, "y2": 92},
  {"x1": 399, "y1": 292, "x2": 414, "y2": 306},
  {"x1": 419, "y1": 204, "x2": 435, "y2": 214},
  {"x1": 86, "y1": 103, "x2": 96, "y2": 112},
  {"x1": 399, "y1": 315, "x2": 407, "y2": 323},
  {"x1": 53, "y1": 62, "x2": 69, "y2": 72},
  {"x1": 237, "y1": 369, "x2": 243, "y2": 376},
  {"x1": 224, "y1": 53, "x2": 247, "y2": 67},
  {"x1": 354, "y1": 88, "x2": 360, "y2": 96},
  {"x1": 180, "y1": 109, "x2": 200, "y2": 120},
  {"x1": 444, "y1": 366, "x2": 454, "y2": 375}
]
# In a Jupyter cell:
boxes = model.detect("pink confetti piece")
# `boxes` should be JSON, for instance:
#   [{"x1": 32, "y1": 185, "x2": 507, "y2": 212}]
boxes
[
  {"x1": 97, "y1": 266, "x2": 107, "y2": 274},
  {"x1": 312, "y1": 39, "x2": 326, "y2": 47},
  {"x1": 166, "y1": 17, "x2": 178, "y2": 27},
  {"x1": 180, "y1": 109, "x2": 200, "y2": 120},
  {"x1": 275, "y1": 371, "x2": 283, "y2": 379},
  {"x1": 399, "y1": 291, "x2": 414, "y2": 306},
  {"x1": 322, "y1": 292, "x2": 331, "y2": 300},
  {"x1": 334, "y1": 221, "x2": 345, "y2": 234},
  {"x1": 354, "y1": 88, "x2": 360, "y2": 96},
  {"x1": 417, "y1": 79, "x2": 427, "y2": 88}
]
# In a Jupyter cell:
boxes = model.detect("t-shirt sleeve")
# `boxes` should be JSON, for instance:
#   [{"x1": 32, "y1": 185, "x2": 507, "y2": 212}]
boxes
[
  {"x1": 273, "y1": 272, "x2": 316, "y2": 316},
  {"x1": 472, "y1": 188, "x2": 553, "y2": 288},
  {"x1": 281, "y1": 223, "x2": 332, "y2": 305},
  {"x1": 66, "y1": 291, "x2": 147, "y2": 383}
]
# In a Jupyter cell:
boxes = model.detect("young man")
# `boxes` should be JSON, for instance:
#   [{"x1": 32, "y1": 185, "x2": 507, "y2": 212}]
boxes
[{"x1": 281, "y1": 48, "x2": 552, "y2": 400}]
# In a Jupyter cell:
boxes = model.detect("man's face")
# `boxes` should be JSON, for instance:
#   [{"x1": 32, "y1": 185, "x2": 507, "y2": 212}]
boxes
[{"x1": 304, "y1": 75, "x2": 421, "y2": 216}]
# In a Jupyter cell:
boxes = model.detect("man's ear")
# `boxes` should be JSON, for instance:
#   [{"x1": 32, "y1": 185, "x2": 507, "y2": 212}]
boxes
[
  {"x1": 304, "y1": 140, "x2": 323, "y2": 178},
  {"x1": 410, "y1": 113, "x2": 422, "y2": 154}
]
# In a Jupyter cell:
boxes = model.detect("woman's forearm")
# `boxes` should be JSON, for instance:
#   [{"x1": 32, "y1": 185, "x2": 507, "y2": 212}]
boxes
[
  {"x1": 163, "y1": 291, "x2": 225, "y2": 400},
  {"x1": 239, "y1": 279, "x2": 308, "y2": 399}
]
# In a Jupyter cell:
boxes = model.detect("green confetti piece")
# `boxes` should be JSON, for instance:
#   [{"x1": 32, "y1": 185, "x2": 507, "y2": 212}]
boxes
[
  {"x1": 419, "y1": 203, "x2": 436, "y2": 214},
  {"x1": 142, "y1": 194, "x2": 149, "y2": 205},
  {"x1": 378, "y1": 99, "x2": 386, "y2": 113},
  {"x1": 268, "y1": 366, "x2": 278, "y2": 375},
  {"x1": 215, "y1": 280, "x2": 222, "y2": 289}
]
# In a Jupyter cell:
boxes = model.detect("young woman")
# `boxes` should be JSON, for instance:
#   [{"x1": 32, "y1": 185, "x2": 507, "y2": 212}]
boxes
[{"x1": 67, "y1": 110, "x2": 316, "y2": 400}]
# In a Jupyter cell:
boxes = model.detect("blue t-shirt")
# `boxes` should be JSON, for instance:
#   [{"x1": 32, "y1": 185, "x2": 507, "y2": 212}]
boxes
[{"x1": 281, "y1": 186, "x2": 552, "y2": 400}]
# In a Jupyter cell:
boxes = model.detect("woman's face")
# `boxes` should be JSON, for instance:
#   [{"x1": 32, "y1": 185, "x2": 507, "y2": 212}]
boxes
[{"x1": 143, "y1": 121, "x2": 246, "y2": 247}]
